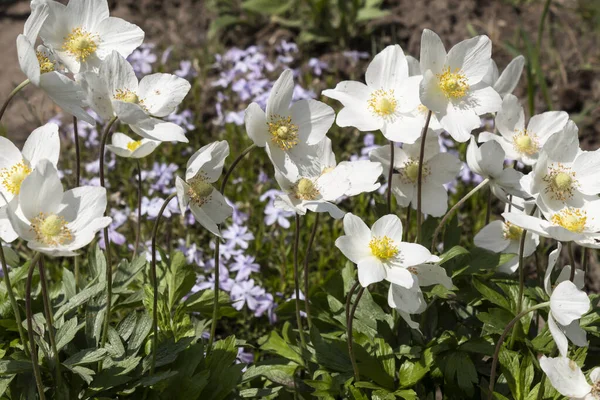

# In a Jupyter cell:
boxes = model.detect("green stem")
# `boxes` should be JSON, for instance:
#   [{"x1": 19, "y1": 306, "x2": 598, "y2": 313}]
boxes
[
  {"x1": 149, "y1": 192, "x2": 176, "y2": 375},
  {"x1": 99, "y1": 116, "x2": 118, "y2": 350},
  {"x1": 404, "y1": 207, "x2": 411, "y2": 242},
  {"x1": 582, "y1": 247, "x2": 588, "y2": 275},
  {"x1": 347, "y1": 286, "x2": 365, "y2": 382},
  {"x1": 387, "y1": 141, "x2": 394, "y2": 215},
  {"x1": 38, "y1": 257, "x2": 62, "y2": 393},
  {"x1": 73, "y1": 116, "x2": 81, "y2": 292},
  {"x1": 430, "y1": 178, "x2": 490, "y2": 252},
  {"x1": 487, "y1": 302, "x2": 550, "y2": 400},
  {"x1": 568, "y1": 242, "x2": 576, "y2": 282},
  {"x1": 293, "y1": 214, "x2": 306, "y2": 348},
  {"x1": 133, "y1": 160, "x2": 142, "y2": 260},
  {"x1": 303, "y1": 213, "x2": 319, "y2": 330},
  {"x1": 345, "y1": 281, "x2": 360, "y2": 326},
  {"x1": 416, "y1": 110, "x2": 433, "y2": 243},
  {"x1": 0, "y1": 79, "x2": 30, "y2": 123},
  {"x1": 0, "y1": 244, "x2": 29, "y2": 355},
  {"x1": 25, "y1": 252, "x2": 46, "y2": 400}
]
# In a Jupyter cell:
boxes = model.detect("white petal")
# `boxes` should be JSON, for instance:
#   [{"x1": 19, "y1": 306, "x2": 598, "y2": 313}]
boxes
[
  {"x1": 573, "y1": 149, "x2": 600, "y2": 195},
  {"x1": 60, "y1": 186, "x2": 107, "y2": 233},
  {"x1": 417, "y1": 181, "x2": 448, "y2": 217},
  {"x1": 385, "y1": 266, "x2": 416, "y2": 289},
  {"x1": 322, "y1": 81, "x2": 381, "y2": 132},
  {"x1": 495, "y1": 94, "x2": 525, "y2": 139},
  {"x1": 131, "y1": 118, "x2": 188, "y2": 143},
  {"x1": 357, "y1": 256, "x2": 386, "y2": 287},
  {"x1": 528, "y1": 111, "x2": 569, "y2": 142},
  {"x1": 304, "y1": 201, "x2": 345, "y2": 219},
  {"x1": 290, "y1": 99, "x2": 334, "y2": 145},
  {"x1": 556, "y1": 266, "x2": 585, "y2": 291},
  {"x1": 439, "y1": 103, "x2": 481, "y2": 142},
  {"x1": 40, "y1": 73, "x2": 95, "y2": 124},
  {"x1": 343, "y1": 213, "x2": 371, "y2": 241},
  {"x1": 544, "y1": 243, "x2": 562, "y2": 295},
  {"x1": 190, "y1": 202, "x2": 222, "y2": 237},
  {"x1": 539, "y1": 356, "x2": 592, "y2": 398},
  {"x1": 100, "y1": 51, "x2": 138, "y2": 95},
  {"x1": 131, "y1": 140, "x2": 160, "y2": 159},
  {"x1": 95, "y1": 17, "x2": 145, "y2": 60},
  {"x1": 470, "y1": 86, "x2": 502, "y2": 115},
  {"x1": 201, "y1": 190, "x2": 233, "y2": 225},
  {"x1": 137, "y1": 73, "x2": 190, "y2": 117},
  {"x1": 112, "y1": 101, "x2": 149, "y2": 125},
  {"x1": 335, "y1": 236, "x2": 370, "y2": 264},
  {"x1": 474, "y1": 221, "x2": 511, "y2": 253},
  {"x1": 419, "y1": 70, "x2": 447, "y2": 114},
  {"x1": 244, "y1": 102, "x2": 269, "y2": 147},
  {"x1": 447, "y1": 35, "x2": 492, "y2": 84},
  {"x1": 419, "y1": 29, "x2": 446, "y2": 75},
  {"x1": 17, "y1": 35, "x2": 41, "y2": 86},
  {"x1": 371, "y1": 214, "x2": 403, "y2": 243},
  {"x1": 78, "y1": 71, "x2": 114, "y2": 121},
  {"x1": 175, "y1": 176, "x2": 189, "y2": 215},
  {"x1": 266, "y1": 69, "x2": 293, "y2": 118},
  {"x1": 22, "y1": 123, "x2": 60, "y2": 169},
  {"x1": 502, "y1": 212, "x2": 551, "y2": 239},
  {"x1": 550, "y1": 280, "x2": 590, "y2": 326},
  {"x1": 397, "y1": 242, "x2": 433, "y2": 267},
  {"x1": 186, "y1": 141, "x2": 229, "y2": 182},
  {"x1": 548, "y1": 313, "x2": 569, "y2": 357},
  {"x1": 366, "y1": 45, "x2": 408, "y2": 90},
  {"x1": 562, "y1": 319, "x2": 588, "y2": 348},
  {"x1": 0, "y1": 206, "x2": 18, "y2": 243},
  {"x1": 20, "y1": 160, "x2": 63, "y2": 220},
  {"x1": 494, "y1": 55, "x2": 525, "y2": 97},
  {"x1": 478, "y1": 140, "x2": 505, "y2": 178},
  {"x1": 466, "y1": 136, "x2": 484, "y2": 176},
  {"x1": 388, "y1": 280, "x2": 425, "y2": 314},
  {"x1": 414, "y1": 264, "x2": 453, "y2": 289}
]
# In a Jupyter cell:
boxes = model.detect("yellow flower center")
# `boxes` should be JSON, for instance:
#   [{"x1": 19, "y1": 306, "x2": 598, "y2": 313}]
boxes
[
  {"x1": 437, "y1": 66, "x2": 469, "y2": 99},
  {"x1": 114, "y1": 89, "x2": 140, "y2": 104},
  {"x1": 368, "y1": 89, "x2": 397, "y2": 119},
  {"x1": 512, "y1": 129, "x2": 539, "y2": 156},
  {"x1": 62, "y1": 27, "x2": 98, "y2": 62},
  {"x1": 267, "y1": 115, "x2": 299, "y2": 151},
  {"x1": 542, "y1": 164, "x2": 578, "y2": 202},
  {"x1": 400, "y1": 159, "x2": 429, "y2": 184},
  {"x1": 551, "y1": 208, "x2": 587, "y2": 233},
  {"x1": 36, "y1": 51, "x2": 55, "y2": 74},
  {"x1": 187, "y1": 177, "x2": 214, "y2": 207},
  {"x1": 293, "y1": 178, "x2": 319, "y2": 200},
  {"x1": 369, "y1": 236, "x2": 398, "y2": 261},
  {"x1": 30, "y1": 213, "x2": 72, "y2": 246},
  {"x1": 0, "y1": 160, "x2": 31, "y2": 195},
  {"x1": 127, "y1": 140, "x2": 143, "y2": 152},
  {"x1": 503, "y1": 222, "x2": 523, "y2": 241}
]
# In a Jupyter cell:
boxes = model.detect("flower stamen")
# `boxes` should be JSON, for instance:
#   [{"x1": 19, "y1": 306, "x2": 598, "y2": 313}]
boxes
[
  {"x1": 368, "y1": 89, "x2": 398, "y2": 120},
  {"x1": 551, "y1": 208, "x2": 587, "y2": 233},
  {"x1": 293, "y1": 178, "x2": 319, "y2": 200},
  {"x1": 437, "y1": 66, "x2": 469, "y2": 99},
  {"x1": 0, "y1": 160, "x2": 31, "y2": 195},
  {"x1": 187, "y1": 176, "x2": 214, "y2": 207},
  {"x1": 512, "y1": 129, "x2": 539, "y2": 156},
  {"x1": 503, "y1": 222, "x2": 523, "y2": 241},
  {"x1": 267, "y1": 115, "x2": 299, "y2": 151},
  {"x1": 62, "y1": 27, "x2": 98, "y2": 62},
  {"x1": 30, "y1": 213, "x2": 72, "y2": 246},
  {"x1": 127, "y1": 140, "x2": 143, "y2": 152},
  {"x1": 399, "y1": 159, "x2": 429, "y2": 184},
  {"x1": 36, "y1": 51, "x2": 55, "y2": 74},
  {"x1": 369, "y1": 236, "x2": 399, "y2": 261}
]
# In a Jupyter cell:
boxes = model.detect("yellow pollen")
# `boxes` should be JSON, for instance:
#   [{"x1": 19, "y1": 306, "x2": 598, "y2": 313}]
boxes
[
  {"x1": 368, "y1": 89, "x2": 397, "y2": 119},
  {"x1": 267, "y1": 115, "x2": 299, "y2": 151},
  {"x1": 0, "y1": 160, "x2": 31, "y2": 195},
  {"x1": 551, "y1": 208, "x2": 587, "y2": 233},
  {"x1": 512, "y1": 129, "x2": 539, "y2": 156},
  {"x1": 542, "y1": 164, "x2": 578, "y2": 202},
  {"x1": 293, "y1": 178, "x2": 319, "y2": 200},
  {"x1": 400, "y1": 159, "x2": 429, "y2": 184},
  {"x1": 30, "y1": 213, "x2": 72, "y2": 246},
  {"x1": 62, "y1": 27, "x2": 98, "y2": 62},
  {"x1": 369, "y1": 236, "x2": 398, "y2": 261},
  {"x1": 114, "y1": 89, "x2": 140, "y2": 104},
  {"x1": 187, "y1": 177, "x2": 214, "y2": 207},
  {"x1": 36, "y1": 51, "x2": 55, "y2": 74},
  {"x1": 127, "y1": 140, "x2": 143, "y2": 152},
  {"x1": 437, "y1": 66, "x2": 469, "y2": 99},
  {"x1": 503, "y1": 222, "x2": 523, "y2": 241}
]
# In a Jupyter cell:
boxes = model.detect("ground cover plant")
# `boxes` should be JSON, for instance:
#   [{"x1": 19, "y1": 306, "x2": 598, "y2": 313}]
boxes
[{"x1": 0, "y1": 0, "x2": 599, "y2": 399}]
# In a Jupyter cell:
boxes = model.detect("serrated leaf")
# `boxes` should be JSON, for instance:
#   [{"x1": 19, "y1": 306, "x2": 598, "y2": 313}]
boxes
[
  {"x1": 63, "y1": 348, "x2": 108, "y2": 366},
  {"x1": 56, "y1": 317, "x2": 81, "y2": 351}
]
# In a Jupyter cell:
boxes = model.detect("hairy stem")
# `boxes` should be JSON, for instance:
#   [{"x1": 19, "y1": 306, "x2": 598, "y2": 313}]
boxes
[
  {"x1": 488, "y1": 302, "x2": 550, "y2": 400},
  {"x1": 303, "y1": 213, "x2": 319, "y2": 329},
  {"x1": 0, "y1": 244, "x2": 28, "y2": 355},
  {"x1": 387, "y1": 141, "x2": 394, "y2": 215},
  {"x1": 26, "y1": 252, "x2": 46, "y2": 400},
  {"x1": 347, "y1": 286, "x2": 365, "y2": 382},
  {"x1": 0, "y1": 79, "x2": 30, "y2": 123},
  {"x1": 133, "y1": 160, "x2": 142, "y2": 260},
  {"x1": 431, "y1": 178, "x2": 490, "y2": 252},
  {"x1": 416, "y1": 110, "x2": 433, "y2": 243},
  {"x1": 38, "y1": 257, "x2": 62, "y2": 392},
  {"x1": 293, "y1": 214, "x2": 306, "y2": 348}
]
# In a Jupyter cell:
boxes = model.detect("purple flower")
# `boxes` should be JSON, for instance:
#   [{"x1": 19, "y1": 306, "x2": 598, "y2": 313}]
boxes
[
  {"x1": 230, "y1": 255, "x2": 260, "y2": 281},
  {"x1": 236, "y1": 348, "x2": 254, "y2": 365},
  {"x1": 141, "y1": 196, "x2": 179, "y2": 219},
  {"x1": 230, "y1": 279, "x2": 265, "y2": 311},
  {"x1": 308, "y1": 58, "x2": 328, "y2": 76},
  {"x1": 165, "y1": 109, "x2": 195, "y2": 132},
  {"x1": 222, "y1": 224, "x2": 254, "y2": 249},
  {"x1": 142, "y1": 162, "x2": 178, "y2": 195},
  {"x1": 343, "y1": 50, "x2": 369, "y2": 62},
  {"x1": 174, "y1": 60, "x2": 197, "y2": 80},
  {"x1": 128, "y1": 43, "x2": 157, "y2": 76},
  {"x1": 264, "y1": 201, "x2": 293, "y2": 229}
]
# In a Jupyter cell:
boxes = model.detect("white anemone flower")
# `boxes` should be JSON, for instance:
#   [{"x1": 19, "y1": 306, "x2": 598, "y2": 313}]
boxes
[
  {"x1": 481, "y1": 55, "x2": 525, "y2": 98},
  {"x1": 16, "y1": 1, "x2": 94, "y2": 124},
  {"x1": 244, "y1": 70, "x2": 334, "y2": 175},
  {"x1": 418, "y1": 29, "x2": 502, "y2": 142},
  {"x1": 369, "y1": 131, "x2": 461, "y2": 217},
  {"x1": 6, "y1": 160, "x2": 111, "y2": 257},
  {"x1": 106, "y1": 132, "x2": 160, "y2": 159},
  {"x1": 466, "y1": 136, "x2": 527, "y2": 201},
  {"x1": 544, "y1": 243, "x2": 589, "y2": 357},
  {"x1": 522, "y1": 120, "x2": 600, "y2": 211},
  {"x1": 175, "y1": 141, "x2": 233, "y2": 238},
  {"x1": 38, "y1": 0, "x2": 144, "y2": 73},
  {"x1": 479, "y1": 94, "x2": 568, "y2": 165},
  {"x1": 539, "y1": 356, "x2": 600, "y2": 400},
  {"x1": 80, "y1": 51, "x2": 191, "y2": 143},
  {"x1": 335, "y1": 213, "x2": 435, "y2": 288},
  {"x1": 503, "y1": 198, "x2": 600, "y2": 249},
  {"x1": 322, "y1": 45, "x2": 424, "y2": 143},
  {"x1": 474, "y1": 198, "x2": 539, "y2": 274}
]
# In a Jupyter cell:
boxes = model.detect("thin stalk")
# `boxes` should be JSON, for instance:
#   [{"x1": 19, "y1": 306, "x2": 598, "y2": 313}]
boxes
[
  {"x1": 485, "y1": 188, "x2": 492, "y2": 225},
  {"x1": 488, "y1": 302, "x2": 550, "y2": 400},
  {"x1": 293, "y1": 214, "x2": 306, "y2": 348},
  {"x1": 582, "y1": 248, "x2": 588, "y2": 275},
  {"x1": 207, "y1": 144, "x2": 257, "y2": 352},
  {"x1": 347, "y1": 286, "x2": 365, "y2": 382},
  {"x1": 416, "y1": 110, "x2": 433, "y2": 243},
  {"x1": 73, "y1": 116, "x2": 81, "y2": 292},
  {"x1": 38, "y1": 257, "x2": 62, "y2": 392},
  {"x1": 0, "y1": 244, "x2": 28, "y2": 354},
  {"x1": 26, "y1": 252, "x2": 45, "y2": 400},
  {"x1": 387, "y1": 142, "x2": 394, "y2": 215},
  {"x1": 0, "y1": 79, "x2": 30, "y2": 123},
  {"x1": 404, "y1": 207, "x2": 412, "y2": 242},
  {"x1": 133, "y1": 160, "x2": 142, "y2": 260},
  {"x1": 568, "y1": 242, "x2": 576, "y2": 282},
  {"x1": 303, "y1": 213, "x2": 319, "y2": 329},
  {"x1": 430, "y1": 178, "x2": 490, "y2": 252},
  {"x1": 345, "y1": 281, "x2": 360, "y2": 326},
  {"x1": 99, "y1": 117, "x2": 118, "y2": 349},
  {"x1": 515, "y1": 227, "x2": 529, "y2": 315},
  {"x1": 149, "y1": 192, "x2": 176, "y2": 375}
]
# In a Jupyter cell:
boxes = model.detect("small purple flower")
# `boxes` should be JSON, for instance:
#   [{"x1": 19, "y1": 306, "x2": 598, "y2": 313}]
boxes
[
  {"x1": 222, "y1": 224, "x2": 254, "y2": 249},
  {"x1": 128, "y1": 43, "x2": 157, "y2": 76},
  {"x1": 230, "y1": 279, "x2": 265, "y2": 311},
  {"x1": 230, "y1": 255, "x2": 260, "y2": 281},
  {"x1": 308, "y1": 58, "x2": 328, "y2": 76},
  {"x1": 264, "y1": 201, "x2": 293, "y2": 229},
  {"x1": 174, "y1": 60, "x2": 197, "y2": 80}
]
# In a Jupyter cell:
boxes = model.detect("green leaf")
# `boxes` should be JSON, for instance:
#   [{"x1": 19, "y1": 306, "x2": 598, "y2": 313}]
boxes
[
  {"x1": 62, "y1": 267, "x2": 76, "y2": 300},
  {"x1": 472, "y1": 278, "x2": 511, "y2": 311},
  {"x1": 88, "y1": 244, "x2": 107, "y2": 283},
  {"x1": 54, "y1": 282, "x2": 105, "y2": 320},
  {"x1": 0, "y1": 360, "x2": 31, "y2": 375},
  {"x1": 167, "y1": 251, "x2": 195, "y2": 310},
  {"x1": 185, "y1": 289, "x2": 237, "y2": 317},
  {"x1": 242, "y1": 363, "x2": 297, "y2": 387},
  {"x1": 398, "y1": 358, "x2": 429, "y2": 388},
  {"x1": 139, "y1": 370, "x2": 178, "y2": 387},
  {"x1": 113, "y1": 255, "x2": 146, "y2": 294},
  {"x1": 203, "y1": 336, "x2": 244, "y2": 400},
  {"x1": 260, "y1": 331, "x2": 304, "y2": 366},
  {"x1": 242, "y1": 0, "x2": 292, "y2": 15},
  {"x1": 127, "y1": 312, "x2": 152, "y2": 354},
  {"x1": 56, "y1": 317, "x2": 81, "y2": 351},
  {"x1": 239, "y1": 387, "x2": 283, "y2": 397},
  {"x1": 63, "y1": 348, "x2": 108, "y2": 366}
]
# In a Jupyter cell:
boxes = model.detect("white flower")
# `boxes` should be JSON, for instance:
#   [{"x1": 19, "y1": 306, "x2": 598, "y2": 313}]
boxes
[
  {"x1": 544, "y1": 243, "x2": 589, "y2": 357},
  {"x1": 539, "y1": 356, "x2": 599, "y2": 399},
  {"x1": 16, "y1": 1, "x2": 94, "y2": 124},
  {"x1": 38, "y1": 0, "x2": 144, "y2": 73},
  {"x1": 80, "y1": 51, "x2": 191, "y2": 143},
  {"x1": 369, "y1": 131, "x2": 461, "y2": 217},
  {"x1": 466, "y1": 136, "x2": 526, "y2": 201},
  {"x1": 106, "y1": 132, "x2": 160, "y2": 159},
  {"x1": 322, "y1": 45, "x2": 424, "y2": 143},
  {"x1": 418, "y1": 29, "x2": 502, "y2": 142},
  {"x1": 522, "y1": 120, "x2": 600, "y2": 211},
  {"x1": 479, "y1": 94, "x2": 568, "y2": 165},
  {"x1": 6, "y1": 160, "x2": 111, "y2": 257},
  {"x1": 474, "y1": 199, "x2": 539, "y2": 274},
  {"x1": 503, "y1": 198, "x2": 600, "y2": 249},
  {"x1": 175, "y1": 141, "x2": 233, "y2": 237},
  {"x1": 273, "y1": 139, "x2": 381, "y2": 219},
  {"x1": 481, "y1": 55, "x2": 525, "y2": 98},
  {"x1": 335, "y1": 213, "x2": 434, "y2": 288}
]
